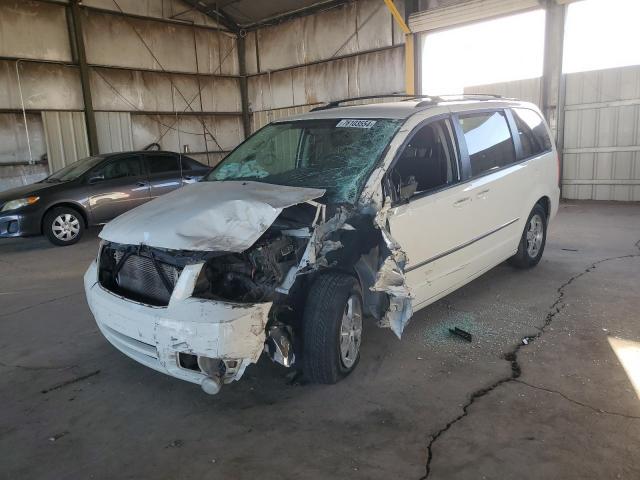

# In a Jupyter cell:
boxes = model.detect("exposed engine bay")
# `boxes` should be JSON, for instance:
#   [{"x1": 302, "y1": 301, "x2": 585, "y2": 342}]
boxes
[{"x1": 194, "y1": 229, "x2": 308, "y2": 303}]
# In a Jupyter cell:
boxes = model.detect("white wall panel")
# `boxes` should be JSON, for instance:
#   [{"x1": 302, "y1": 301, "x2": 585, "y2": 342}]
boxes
[
  {"x1": 96, "y1": 112, "x2": 133, "y2": 153},
  {"x1": 42, "y1": 111, "x2": 90, "y2": 173},
  {"x1": 562, "y1": 65, "x2": 640, "y2": 201},
  {"x1": 464, "y1": 77, "x2": 542, "y2": 106}
]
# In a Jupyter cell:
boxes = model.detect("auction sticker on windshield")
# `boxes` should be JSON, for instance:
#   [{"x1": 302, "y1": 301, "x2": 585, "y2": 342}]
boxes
[{"x1": 336, "y1": 119, "x2": 377, "y2": 128}]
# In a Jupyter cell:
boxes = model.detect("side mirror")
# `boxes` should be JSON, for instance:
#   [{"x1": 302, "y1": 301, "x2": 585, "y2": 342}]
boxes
[
  {"x1": 88, "y1": 175, "x2": 104, "y2": 185},
  {"x1": 399, "y1": 175, "x2": 418, "y2": 202}
]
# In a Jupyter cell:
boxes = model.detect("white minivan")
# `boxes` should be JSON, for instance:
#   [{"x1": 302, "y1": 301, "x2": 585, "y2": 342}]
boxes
[{"x1": 84, "y1": 96, "x2": 559, "y2": 394}]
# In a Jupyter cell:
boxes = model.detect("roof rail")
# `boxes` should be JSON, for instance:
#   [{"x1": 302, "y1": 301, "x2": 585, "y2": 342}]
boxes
[
  {"x1": 309, "y1": 93, "x2": 507, "y2": 112},
  {"x1": 414, "y1": 93, "x2": 505, "y2": 108},
  {"x1": 309, "y1": 94, "x2": 441, "y2": 111}
]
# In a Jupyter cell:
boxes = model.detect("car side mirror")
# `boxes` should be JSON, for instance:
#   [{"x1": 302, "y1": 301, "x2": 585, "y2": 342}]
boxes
[
  {"x1": 399, "y1": 175, "x2": 418, "y2": 202},
  {"x1": 88, "y1": 175, "x2": 104, "y2": 184}
]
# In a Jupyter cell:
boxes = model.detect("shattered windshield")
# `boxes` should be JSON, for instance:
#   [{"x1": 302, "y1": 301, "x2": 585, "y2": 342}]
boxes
[{"x1": 204, "y1": 118, "x2": 402, "y2": 204}]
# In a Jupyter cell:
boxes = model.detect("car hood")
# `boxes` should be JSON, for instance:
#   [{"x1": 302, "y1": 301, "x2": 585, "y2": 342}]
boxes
[
  {"x1": 0, "y1": 181, "x2": 62, "y2": 203},
  {"x1": 100, "y1": 181, "x2": 325, "y2": 252}
]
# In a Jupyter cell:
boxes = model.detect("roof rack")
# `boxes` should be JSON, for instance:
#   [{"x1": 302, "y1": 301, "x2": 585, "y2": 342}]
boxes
[
  {"x1": 309, "y1": 94, "x2": 441, "y2": 111},
  {"x1": 309, "y1": 93, "x2": 505, "y2": 111}
]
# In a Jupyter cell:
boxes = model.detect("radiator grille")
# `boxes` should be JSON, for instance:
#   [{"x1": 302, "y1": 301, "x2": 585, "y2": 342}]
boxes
[{"x1": 109, "y1": 251, "x2": 181, "y2": 306}]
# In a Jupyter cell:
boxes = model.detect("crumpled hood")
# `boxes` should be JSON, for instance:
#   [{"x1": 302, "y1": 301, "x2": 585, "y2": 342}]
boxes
[{"x1": 100, "y1": 181, "x2": 325, "y2": 252}]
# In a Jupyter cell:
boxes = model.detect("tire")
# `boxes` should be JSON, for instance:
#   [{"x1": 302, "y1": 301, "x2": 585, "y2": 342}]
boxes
[
  {"x1": 43, "y1": 207, "x2": 85, "y2": 246},
  {"x1": 302, "y1": 273, "x2": 363, "y2": 384},
  {"x1": 508, "y1": 203, "x2": 547, "y2": 269}
]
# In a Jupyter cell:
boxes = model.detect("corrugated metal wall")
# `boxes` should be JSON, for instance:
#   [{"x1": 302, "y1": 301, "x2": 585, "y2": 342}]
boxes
[
  {"x1": 464, "y1": 78, "x2": 542, "y2": 106},
  {"x1": 0, "y1": 0, "x2": 239, "y2": 192},
  {"x1": 244, "y1": 0, "x2": 407, "y2": 131},
  {"x1": 562, "y1": 65, "x2": 640, "y2": 201},
  {"x1": 42, "y1": 111, "x2": 90, "y2": 173}
]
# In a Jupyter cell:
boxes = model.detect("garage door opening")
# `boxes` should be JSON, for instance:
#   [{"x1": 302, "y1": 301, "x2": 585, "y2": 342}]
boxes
[
  {"x1": 420, "y1": 9, "x2": 546, "y2": 95},
  {"x1": 563, "y1": 0, "x2": 640, "y2": 74}
]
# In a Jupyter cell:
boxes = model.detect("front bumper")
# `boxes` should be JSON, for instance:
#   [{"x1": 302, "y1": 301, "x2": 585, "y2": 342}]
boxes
[
  {"x1": 84, "y1": 261, "x2": 272, "y2": 388},
  {"x1": 0, "y1": 211, "x2": 41, "y2": 238}
]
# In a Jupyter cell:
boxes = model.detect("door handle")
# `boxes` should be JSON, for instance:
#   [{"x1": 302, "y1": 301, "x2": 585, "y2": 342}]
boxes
[
  {"x1": 453, "y1": 197, "x2": 470, "y2": 207},
  {"x1": 182, "y1": 176, "x2": 195, "y2": 182},
  {"x1": 136, "y1": 181, "x2": 149, "y2": 187},
  {"x1": 476, "y1": 188, "x2": 490, "y2": 199}
]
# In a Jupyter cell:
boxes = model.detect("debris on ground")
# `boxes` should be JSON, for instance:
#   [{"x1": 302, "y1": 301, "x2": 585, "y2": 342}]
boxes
[
  {"x1": 166, "y1": 439, "x2": 183, "y2": 448},
  {"x1": 48, "y1": 431, "x2": 69, "y2": 442},
  {"x1": 449, "y1": 327, "x2": 472, "y2": 342}
]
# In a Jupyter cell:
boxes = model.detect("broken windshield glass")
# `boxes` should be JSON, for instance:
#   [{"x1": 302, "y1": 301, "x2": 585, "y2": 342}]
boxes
[{"x1": 204, "y1": 118, "x2": 402, "y2": 204}]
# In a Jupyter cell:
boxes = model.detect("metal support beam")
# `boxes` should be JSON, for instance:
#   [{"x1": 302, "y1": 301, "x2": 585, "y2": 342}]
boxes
[
  {"x1": 540, "y1": 0, "x2": 567, "y2": 187},
  {"x1": 237, "y1": 35, "x2": 252, "y2": 138},
  {"x1": 68, "y1": 0, "x2": 99, "y2": 155},
  {"x1": 384, "y1": 0, "x2": 415, "y2": 95}
]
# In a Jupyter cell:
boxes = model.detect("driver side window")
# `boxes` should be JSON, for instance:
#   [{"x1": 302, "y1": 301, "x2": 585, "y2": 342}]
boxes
[{"x1": 389, "y1": 119, "x2": 458, "y2": 202}]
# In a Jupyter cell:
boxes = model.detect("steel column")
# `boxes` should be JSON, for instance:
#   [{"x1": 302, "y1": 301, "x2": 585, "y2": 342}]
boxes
[{"x1": 69, "y1": 0, "x2": 99, "y2": 155}]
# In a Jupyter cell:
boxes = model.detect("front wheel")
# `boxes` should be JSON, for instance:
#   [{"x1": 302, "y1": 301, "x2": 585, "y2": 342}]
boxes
[
  {"x1": 302, "y1": 273, "x2": 363, "y2": 384},
  {"x1": 508, "y1": 204, "x2": 547, "y2": 269},
  {"x1": 43, "y1": 207, "x2": 84, "y2": 246}
]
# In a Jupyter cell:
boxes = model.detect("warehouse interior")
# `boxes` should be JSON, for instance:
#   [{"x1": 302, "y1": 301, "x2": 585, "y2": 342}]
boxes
[{"x1": 1, "y1": 0, "x2": 639, "y2": 478}]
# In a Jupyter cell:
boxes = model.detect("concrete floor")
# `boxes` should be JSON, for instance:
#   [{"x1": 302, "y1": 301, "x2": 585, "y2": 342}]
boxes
[{"x1": 1, "y1": 202, "x2": 639, "y2": 480}]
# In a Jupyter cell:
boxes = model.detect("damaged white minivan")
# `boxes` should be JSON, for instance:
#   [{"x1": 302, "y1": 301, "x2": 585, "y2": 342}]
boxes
[{"x1": 84, "y1": 96, "x2": 559, "y2": 394}]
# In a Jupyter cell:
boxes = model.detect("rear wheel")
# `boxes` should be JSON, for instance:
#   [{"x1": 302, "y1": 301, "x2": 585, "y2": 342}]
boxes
[
  {"x1": 508, "y1": 203, "x2": 547, "y2": 269},
  {"x1": 302, "y1": 273, "x2": 363, "y2": 384},
  {"x1": 43, "y1": 207, "x2": 84, "y2": 246}
]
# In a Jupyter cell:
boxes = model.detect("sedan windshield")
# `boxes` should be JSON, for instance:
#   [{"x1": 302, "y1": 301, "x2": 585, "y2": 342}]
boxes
[
  {"x1": 204, "y1": 118, "x2": 402, "y2": 204},
  {"x1": 45, "y1": 156, "x2": 105, "y2": 182}
]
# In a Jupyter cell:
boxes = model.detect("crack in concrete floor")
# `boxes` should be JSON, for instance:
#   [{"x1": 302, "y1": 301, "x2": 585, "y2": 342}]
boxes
[
  {"x1": 514, "y1": 379, "x2": 640, "y2": 420},
  {"x1": 420, "y1": 240, "x2": 640, "y2": 479}
]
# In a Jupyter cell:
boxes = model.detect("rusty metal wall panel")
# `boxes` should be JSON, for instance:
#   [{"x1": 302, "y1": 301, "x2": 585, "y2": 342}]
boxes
[
  {"x1": 0, "y1": 113, "x2": 46, "y2": 164},
  {"x1": 254, "y1": 0, "x2": 398, "y2": 72},
  {"x1": 251, "y1": 104, "x2": 321, "y2": 132},
  {"x1": 194, "y1": 29, "x2": 240, "y2": 76},
  {"x1": 0, "y1": 60, "x2": 84, "y2": 110},
  {"x1": 95, "y1": 111, "x2": 133, "y2": 153},
  {"x1": 464, "y1": 77, "x2": 542, "y2": 105},
  {"x1": 0, "y1": 0, "x2": 72, "y2": 62},
  {"x1": 244, "y1": 31, "x2": 259, "y2": 75},
  {"x1": 89, "y1": 68, "x2": 241, "y2": 113},
  {"x1": 130, "y1": 114, "x2": 243, "y2": 153},
  {"x1": 562, "y1": 65, "x2": 640, "y2": 201},
  {"x1": 82, "y1": 10, "x2": 195, "y2": 72},
  {"x1": 82, "y1": 0, "x2": 221, "y2": 27},
  {"x1": 0, "y1": 164, "x2": 49, "y2": 193},
  {"x1": 42, "y1": 111, "x2": 90, "y2": 173},
  {"x1": 248, "y1": 47, "x2": 404, "y2": 112}
]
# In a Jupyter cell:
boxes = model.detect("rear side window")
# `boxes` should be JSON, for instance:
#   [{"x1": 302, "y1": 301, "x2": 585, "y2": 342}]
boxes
[
  {"x1": 458, "y1": 111, "x2": 516, "y2": 176},
  {"x1": 94, "y1": 157, "x2": 143, "y2": 180},
  {"x1": 147, "y1": 155, "x2": 179, "y2": 174},
  {"x1": 512, "y1": 108, "x2": 552, "y2": 158}
]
